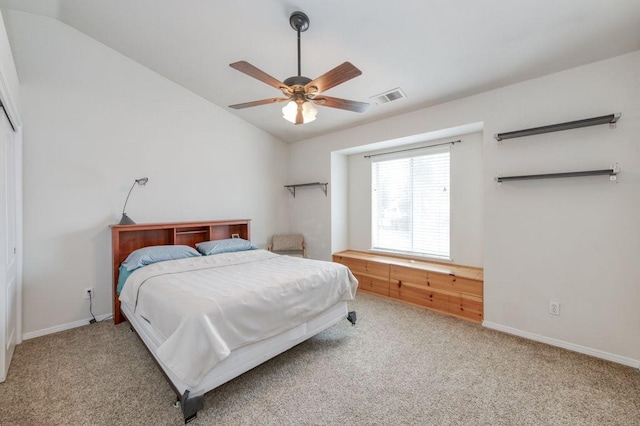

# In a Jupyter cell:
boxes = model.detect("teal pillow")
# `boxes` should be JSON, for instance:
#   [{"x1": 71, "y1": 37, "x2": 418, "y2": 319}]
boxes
[
  {"x1": 196, "y1": 238, "x2": 258, "y2": 255},
  {"x1": 122, "y1": 245, "x2": 201, "y2": 272},
  {"x1": 116, "y1": 265, "x2": 132, "y2": 294}
]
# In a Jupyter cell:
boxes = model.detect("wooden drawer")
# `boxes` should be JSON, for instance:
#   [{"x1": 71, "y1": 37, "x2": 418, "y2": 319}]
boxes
[
  {"x1": 337, "y1": 256, "x2": 389, "y2": 278},
  {"x1": 390, "y1": 265, "x2": 428, "y2": 284},
  {"x1": 456, "y1": 295, "x2": 483, "y2": 322},
  {"x1": 395, "y1": 280, "x2": 450, "y2": 312},
  {"x1": 353, "y1": 273, "x2": 389, "y2": 297},
  {"x1": 427, "y1": 272, "x2": 483, "y2": 297},
  {"x1": 452, "y1": 276, "x2": 483, "y2": 297}
]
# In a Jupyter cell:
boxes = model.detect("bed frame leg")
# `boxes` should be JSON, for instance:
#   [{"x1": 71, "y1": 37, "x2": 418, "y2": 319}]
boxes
[
  {"x1": 179, "y1": 390, "x2": 204, "y2": 424},
  {"x1": 347, "y1": 311, "x2": 357, "y2": 326}
]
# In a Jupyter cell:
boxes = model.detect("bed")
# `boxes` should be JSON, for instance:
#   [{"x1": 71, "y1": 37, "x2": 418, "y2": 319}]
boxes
[{"x1": 111, "y1": 219, "x2": 358, "y2": 423}]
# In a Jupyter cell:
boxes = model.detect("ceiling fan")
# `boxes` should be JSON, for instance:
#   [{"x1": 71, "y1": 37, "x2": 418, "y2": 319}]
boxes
[{"x1": 228, "y1": 11, "x2": 369, "y2": 125}]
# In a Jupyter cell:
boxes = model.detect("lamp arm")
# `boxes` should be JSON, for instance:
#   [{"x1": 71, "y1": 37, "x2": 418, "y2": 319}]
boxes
[{"x1": 121, "y1": 180, "x2": 137, "y2": 215}]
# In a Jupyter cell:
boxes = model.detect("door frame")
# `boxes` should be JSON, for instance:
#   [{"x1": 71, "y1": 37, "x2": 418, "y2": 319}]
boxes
[{"x1": 0, "y1": 70, "x2": 22, "y2": 346}]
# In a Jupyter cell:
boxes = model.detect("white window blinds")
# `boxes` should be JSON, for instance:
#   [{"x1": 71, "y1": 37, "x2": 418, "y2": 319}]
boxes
[{"x1": 371, "y1": 146, "x2": 450, "y2": 259}]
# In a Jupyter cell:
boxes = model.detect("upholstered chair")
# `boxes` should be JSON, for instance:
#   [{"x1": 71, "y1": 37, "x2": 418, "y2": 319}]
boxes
[{"x1": 268, "y1": 234, "x2": 306, "y2": 258}]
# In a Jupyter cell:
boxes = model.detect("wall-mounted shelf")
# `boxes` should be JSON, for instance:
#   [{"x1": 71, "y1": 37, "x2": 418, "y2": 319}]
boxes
[
  {"x1": 495, "y1": 166, "x2": 620, "y2": 183},
  {"x1": 494, "y1": 113, "x2": 621, "y2": 141},
  {"x1": 284, "y1": 182, "x2": 328, "y2": 198}
]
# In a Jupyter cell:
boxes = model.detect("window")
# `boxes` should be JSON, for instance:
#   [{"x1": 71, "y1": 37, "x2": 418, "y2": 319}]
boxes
[{"x1": 371, "y1": 146, "x2": 450, "y2": 259}]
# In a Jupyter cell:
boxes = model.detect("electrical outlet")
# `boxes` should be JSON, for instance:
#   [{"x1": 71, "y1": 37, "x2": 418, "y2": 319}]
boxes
[
  {"x1": 84, "y1": 287, "x2": 94, "y2": 299},
  {"x1": 549, "y1": 301, "x2": 560, "y2": 315}
]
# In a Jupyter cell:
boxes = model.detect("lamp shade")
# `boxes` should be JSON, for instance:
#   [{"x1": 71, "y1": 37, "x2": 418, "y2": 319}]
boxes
[
  {"x1": 118, "y1": 213, "x2": 136, "y2": 225},
  {"x1": 282, "y1": 100, "x2": 317, "y2": 124}
]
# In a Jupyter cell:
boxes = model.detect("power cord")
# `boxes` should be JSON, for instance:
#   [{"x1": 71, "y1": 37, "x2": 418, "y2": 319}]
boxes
[{"x1": 89, "y1": 291, "x2": 97, "y2": 324}]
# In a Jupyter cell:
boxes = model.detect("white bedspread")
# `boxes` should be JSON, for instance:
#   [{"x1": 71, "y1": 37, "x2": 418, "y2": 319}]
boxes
[{"x1": 119, "y1": 249, "x2": 358, "y2": 387}]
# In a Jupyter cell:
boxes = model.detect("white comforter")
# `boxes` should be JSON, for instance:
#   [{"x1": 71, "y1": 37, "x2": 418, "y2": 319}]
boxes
[{"x1": 119, "y1": 249, "x2": 358, "y2": 387}]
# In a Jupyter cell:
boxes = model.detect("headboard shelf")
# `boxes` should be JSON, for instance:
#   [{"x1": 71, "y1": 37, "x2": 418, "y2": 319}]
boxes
[
  {"x1": 111, "y1": 219, "x2": 251, "y2": 324},
  {"x1": 176, "y1": 229, "x2": 209, "y2": 235}
]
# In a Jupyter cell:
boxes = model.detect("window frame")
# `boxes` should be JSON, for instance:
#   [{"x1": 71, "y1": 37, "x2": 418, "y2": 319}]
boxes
[{"x1": 370, "y1": 145, "x2": 451, "y2": 260}]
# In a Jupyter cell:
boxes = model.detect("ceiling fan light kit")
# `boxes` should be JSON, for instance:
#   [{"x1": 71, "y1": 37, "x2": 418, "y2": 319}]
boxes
[
  {"x1": 229, "y1": 11, "x2": 369, "y2": 125},
  {"x1": 283, "y1": 100, "x2": 317, "y2": 124}
]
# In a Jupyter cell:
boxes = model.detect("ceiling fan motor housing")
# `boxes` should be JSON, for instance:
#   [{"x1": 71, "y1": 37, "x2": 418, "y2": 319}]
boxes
[
  {"x1": 283, "y1": 76, "x2": 312, "y2": 87},
  {"x1": 283, "y1": 76, "x2": 314, "y2": 99}
]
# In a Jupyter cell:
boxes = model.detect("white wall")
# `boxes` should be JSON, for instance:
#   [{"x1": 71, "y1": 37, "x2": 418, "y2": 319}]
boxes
[
  {"x1": 2, "y1": 10, "x2": 290, "y2": 337},
  {"x1": 330, "y1": 152, "x2": 348, "y2": 254},
  {"x1": 0, "y1": 8, "x2": 18, "y2": 108},
  {"x1": 289, "y1": 51, "x2": 640, "y2": 366}
]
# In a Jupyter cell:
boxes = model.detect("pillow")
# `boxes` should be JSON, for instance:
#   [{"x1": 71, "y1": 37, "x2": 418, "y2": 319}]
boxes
[
  {"x1": 122, "y1": 245, "x2": 201, "y2": 272},
  {"x1": 196, "y1": 238, "x2": 258, "y2": 256},
  {"x1": 116, "y1": 265, "x2": 133, "y2": 294}
]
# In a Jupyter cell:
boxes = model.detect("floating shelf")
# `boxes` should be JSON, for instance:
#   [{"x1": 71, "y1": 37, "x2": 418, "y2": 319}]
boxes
[
  {"x1": 494, "y1": 113, "x2": 621, "y2": 141},
  {"x1": 495, "y1": 166, "x2": 620, "y2": 183},
  {"x1": 284, "y1": 182, "x2": 328, "y2": 198}
]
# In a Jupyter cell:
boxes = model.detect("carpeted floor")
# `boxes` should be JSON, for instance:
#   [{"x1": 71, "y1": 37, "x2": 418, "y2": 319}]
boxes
[{"x1": 1, "y1": 292, "x2": 639, "y2": 425}]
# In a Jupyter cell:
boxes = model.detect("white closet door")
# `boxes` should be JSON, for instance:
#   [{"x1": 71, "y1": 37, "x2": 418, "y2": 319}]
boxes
[{"x1": 0, "y1": 109, "x2": 16, "y2": 382}]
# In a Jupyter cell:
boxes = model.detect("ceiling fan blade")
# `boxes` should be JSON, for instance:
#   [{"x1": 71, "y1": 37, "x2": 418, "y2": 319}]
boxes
[
  {"x1": 305, "y1": 62, "x2": 362, "y2": 94},
  {"x1": 229, "y1": 61, "x2": 289, "y2": 91},
  {"x1": 312, "y1": 96, "x2": 370, "y2": 113},
  {"x1": 229, "y1": 97, "x2": 289, "y2": 109}
]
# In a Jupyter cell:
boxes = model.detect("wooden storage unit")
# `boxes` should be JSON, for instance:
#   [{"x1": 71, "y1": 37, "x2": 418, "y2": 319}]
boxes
[{"x1": 333, "y1": 250, "x2": 483, "y2": 323}]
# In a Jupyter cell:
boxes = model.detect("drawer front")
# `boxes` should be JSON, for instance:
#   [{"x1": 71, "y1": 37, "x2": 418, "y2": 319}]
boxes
[
  {"x1": 354, "y1": 273, "x2": 389, "y2": 296},
  {"x1": 453, "y1": 277, "x2": 483, "y2": 297},
  {"x1": 427, "y1": 272, "x2": 483, "y2": 297},
  {"x1": 390, "y1": 265, "x2": 428, "y2": 284},
  {"x1": 336, "y1": 257, "x2": 389, "y2": 278},
  {"x1": 364, "y1": 261, "x2": 389, "y2": 277},
  {"x1": 396, "y1": 281, "x2": 453, "y2": 313},
  {"x1": 337, "y1": 257, "x2": 367, "y2": 274},
  {"x1": 458, "y1": 295, "x2": 483, "y2": 322},
  {"x1": 449, "y1": 294, "x2": 483, "y2": 322}
]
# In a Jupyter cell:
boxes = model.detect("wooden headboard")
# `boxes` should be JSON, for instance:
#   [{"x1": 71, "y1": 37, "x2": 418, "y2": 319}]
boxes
[{"x1": 111, "y1": 219, "x2": 251, "y2": 324}]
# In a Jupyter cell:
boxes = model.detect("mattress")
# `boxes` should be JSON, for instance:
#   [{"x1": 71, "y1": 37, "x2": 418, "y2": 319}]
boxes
[{"x1": 119, "y1": 249, "x2": 358, "y2": 387}]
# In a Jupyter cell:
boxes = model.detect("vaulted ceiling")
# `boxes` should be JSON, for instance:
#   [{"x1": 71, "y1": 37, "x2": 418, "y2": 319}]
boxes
[{"x1": 2, "y1": 0, "x2": 640, "y2": 143}]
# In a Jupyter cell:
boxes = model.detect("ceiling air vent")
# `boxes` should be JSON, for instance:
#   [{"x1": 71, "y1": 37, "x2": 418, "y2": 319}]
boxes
[{"x1": 370, "y1": 88, "x2": 406, "y2": 105}]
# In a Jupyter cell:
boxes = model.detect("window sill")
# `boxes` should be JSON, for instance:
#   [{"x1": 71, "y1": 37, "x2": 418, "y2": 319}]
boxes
[{"x1": 369, "y1": 248, "x2": 452, "y2": 264}]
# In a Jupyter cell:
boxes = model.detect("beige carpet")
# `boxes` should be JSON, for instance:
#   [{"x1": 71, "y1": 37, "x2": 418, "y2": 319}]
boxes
[{"x1": 1, "y1": 292, "x2": 638, "y2": 425}]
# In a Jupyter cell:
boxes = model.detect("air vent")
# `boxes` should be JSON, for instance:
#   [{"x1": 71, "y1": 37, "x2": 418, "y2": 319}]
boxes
[{"x1": 370, "y1": 88, "x2": 406, "y2": 105}]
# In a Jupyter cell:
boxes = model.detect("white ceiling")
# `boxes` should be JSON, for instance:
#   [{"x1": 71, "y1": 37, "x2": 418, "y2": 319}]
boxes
[{"x1": 3, "y1": 0, "x2": 640, "y2": 143}]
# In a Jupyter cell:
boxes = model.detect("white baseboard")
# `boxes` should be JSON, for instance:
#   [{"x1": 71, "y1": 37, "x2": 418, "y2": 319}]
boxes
[
  {"x1": 483, "y1": 320, "x2": 640, "y2": 369},
  {"x1": 22, "y1": 313, "x2": 113, "y2": 341}
]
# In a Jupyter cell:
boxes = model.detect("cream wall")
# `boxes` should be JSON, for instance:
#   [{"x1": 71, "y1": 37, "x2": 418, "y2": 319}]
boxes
[
  {"x1": 289, "y1": 51, "x2": 640, "y2": 366},
  {"x1": 3, "y1": 10, "x2": 290, "y2": 337}
]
